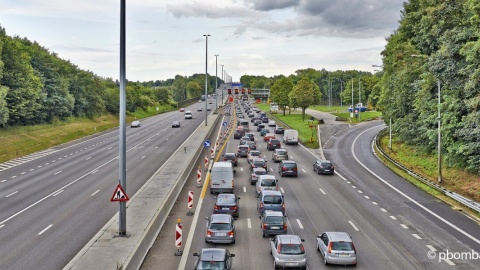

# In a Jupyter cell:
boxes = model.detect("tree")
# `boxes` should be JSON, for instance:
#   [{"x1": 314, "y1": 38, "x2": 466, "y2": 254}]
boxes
[
  {"x1": 288, "y1": 77, "x2": 321, "y2": 120},
  {"x1": 270, "y1": 77, "x2": 293, "y2": 116}
]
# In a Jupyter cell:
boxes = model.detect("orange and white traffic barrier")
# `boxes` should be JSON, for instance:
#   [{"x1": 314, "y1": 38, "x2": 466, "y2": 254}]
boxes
[
  {"x1": 210, "y1": 147, "x2": 215, "y2": 159},
  {"x1": 187, "y1": 191, "x2": 193, "y2": 216},
  {"x1": 197, "y1": 166, "x2": 202, "y2": 187},
  {"x1": 204, "y1": 155, "x2": 209, "y2": 171},
  {"x1": 174, "y1": 219, "x2": 183, "y2": 256}
]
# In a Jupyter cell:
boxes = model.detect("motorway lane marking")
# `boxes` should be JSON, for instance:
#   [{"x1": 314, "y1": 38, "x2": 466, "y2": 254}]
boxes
[
  {"x1": 243, "y1": 186, "x2": 247, "y2": 193},
  {"x1": 91, "y1": 190, "x2": 100, "y2": 196},
  {"x1": 6, "y1": 191, "x2": 18, "y2": 198},
  {"x1": 21, "y1": 172, "x2": 26, "y2": 175},
  {"x1": 38, "y1": 224, "x2": 53, "y2": 235},
  {"x1": 296, "y1": 219, "x2": 304, "y2": 229},
  {"x1": 348, "y1": 220, "x2": 360, "y2": 231},
  {"x1": 247, "y1": 218, "x2": 252, "y2": 228},
  {"x1": 319, "y1": 188, "x2": 326, "y2": 195},
  {"x1": 52, "y1": 190, "x2": 64, "y2": 196},
  {"x1": 352, "y1": 126, "x2": 480, "y2": 246},
  {"x1": 352, "y1": 185, "x2": 356, "y2": 189},
  {"x1": 1, "y1": 180, "x2": 6, "y2": 182},
  {"x1": 54, "y1": 171, "x2": 62, "y2": 175},
  {"x1": 346, "y1": 181, "x2": 351, "y2": 184},
  {"x1": 364, "y1": 196, "x2": 370, "y2": 199},
  {"x1": 29, "y1": 169, "x2": 34, "y2": 171},
  {"x1": 0, "y1": 225, "x2": 4, "y2": 229},
  {"x1": 426, "y1": 245, "x2": 436, "y2": 251},
  {"x1": 280, "y1": 187, "x2": 285, "y2": 193},
  {"x1": 240, "y1": 167, "x2": 243, "y2": 172},
  {"x1": 372, "y1": 202, "x2": 378, "y2": 205},
  {"x1": 91, "y1": 170, "x2": 98, "y2": 174},
  {"x1": 85, "y1": 157, "x2": 92, "y2": 160},
  {"x1": 389, "y1": 216, "x2": 397, "y2": 220},
  {"x1": 400, "y1": 224, "x2": 408, "y2": 229},
  {"x1": 380, "y1": 208, "x2": 387, "y2": 212},
  {"x1": 11, "y1": 176, "x2": 16, "y2": 179},
  {"x1": 412, "y1": 234, "x2": 422, "y2": 240},
  {"x1": 141, "y1": 155, "x2": 146, "y2": 160},
  {"x1": 301, "y1": 168, "x2": 306, "y2": 173},
  {"x1": 358, "y1": 190, "x2": 363, "y2": 193}
]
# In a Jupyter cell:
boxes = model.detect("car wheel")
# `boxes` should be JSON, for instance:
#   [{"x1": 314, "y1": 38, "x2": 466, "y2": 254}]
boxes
[
  {"x1": 324, "y1": 252, "x2": 329, "y2": 265},
  {"x1": 262, "y1": 233, "x2": 266, "y2": 238},
  {"x1": 273, "y1": 261, "x2": 278, "y2": 270},
  {"x1": 317, "y1": 243, "x2": 320, "y2": 251}
]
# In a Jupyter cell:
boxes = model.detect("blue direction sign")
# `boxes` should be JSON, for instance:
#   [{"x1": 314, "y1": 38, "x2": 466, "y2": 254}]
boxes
[
  {"x1": 204, "y1": 140, "x2": 211, "y2": 148},
  {"x1": 222, "y1": 121, "x2": 227, "y2": 126}
]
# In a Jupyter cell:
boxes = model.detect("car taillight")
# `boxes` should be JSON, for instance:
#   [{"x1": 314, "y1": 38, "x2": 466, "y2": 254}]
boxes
[
  {"x1": 260, "y1": 203, "x2": 263, "y2": 208},
  {"x1": 293, "y1": 167, "x2": 298, "y2": 171},
  {"x1": 282, "y1": 167, "x2": 287, "y2": 171},
  {"x1": 327, "y1": 242, "x2": 332, "y2": 253},
  {"x1": 258, "y1": 187, "x2": 261, "y2": 191},
  {"x1": 207, "y1": 230, "x2": 213, "y2": 236},
  {"x1": 214, "y1": 205, "x2": 220, "y2": 210},
  {"x1": 352, "y1": 242, "x2": 356, "y2": 254},
  {"x1": 277, "y1": 244, "x2": 282, "y2": 252},
  {"x1": 262, "y1": 223, "x2": 267, "y2": 229},
  {"x1": 282, "y1": 203, "x2": 285, "y2": 209},
  {"x1": 231, "y1": 206, "x2": 237, "y2": 210},
  {"x1": 283, "y1": 224, "x2": 287, "y2": 230},
  {"x1": 228, "y1": 231, "x2": 234, "y2": 237},
  {"x1": 300, "y1": 244, "x2": 305, "y2": 254}
]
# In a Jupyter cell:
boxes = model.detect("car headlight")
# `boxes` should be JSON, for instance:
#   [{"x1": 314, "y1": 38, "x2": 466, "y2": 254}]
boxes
[{"x1": 275, "y1": 257, "x2": 280, "y2": 261}]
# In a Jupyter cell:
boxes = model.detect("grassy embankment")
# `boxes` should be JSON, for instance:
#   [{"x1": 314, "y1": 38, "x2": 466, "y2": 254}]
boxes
[
  {"x1": 256, "y1": 103, "x2": 479, "y2": 218},
  {"x1": 0, "y1": 104, "x2": 175, "y2": 163}
]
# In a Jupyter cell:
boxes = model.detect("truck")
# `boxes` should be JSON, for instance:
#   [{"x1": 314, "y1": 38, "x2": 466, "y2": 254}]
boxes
[
  {"x1": 210, "y1": 162, "x2": 236, "y2": 194},
  {"x1": 348, "y1": 103, "x2": 368, "y2": 113},
  {"x1": 283, "y1": 129, "x2": 299, "y2": 145}
]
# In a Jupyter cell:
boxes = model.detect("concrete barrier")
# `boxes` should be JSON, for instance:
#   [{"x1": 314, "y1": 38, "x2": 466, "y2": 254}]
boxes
[{"x1": 64, "y1": 114, "x2": 220, "y2": 270}]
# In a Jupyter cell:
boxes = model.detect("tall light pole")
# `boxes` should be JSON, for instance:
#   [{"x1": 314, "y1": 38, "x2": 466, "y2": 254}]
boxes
[
  {"x1": 221, "y1": 64, "x2": 224, "y2": 103},
  {"x1": 203, "y1": 34, "x2": 210, "y2": 126},
  {"x1": 215, "y1": 54, "x2": 219, "y2": 110},
  {"x1": 358, "y1": 75, "x2": 362, "y2": 120},
  {"x1": 411, "y1": 54, "x2": 442, "y2": 183},
  {"x1": 344, "y1": 74, "x2": 354, "y2": 119}
]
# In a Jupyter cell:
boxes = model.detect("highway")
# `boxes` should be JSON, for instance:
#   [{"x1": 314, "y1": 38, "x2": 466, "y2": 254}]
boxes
[
  {"x1": 0, "y1": 100, "x2": 215, "y2": 270},
  {"x1": 141, "y1": 100, "x2": 480, "y2": 269}
]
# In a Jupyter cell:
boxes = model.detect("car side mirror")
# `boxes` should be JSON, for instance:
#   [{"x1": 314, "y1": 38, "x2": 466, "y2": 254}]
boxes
[
  {"x1": 205, "y1": 217, "x2": 210, "y2": 221},
  {"x1": 230, "y1": 254, "x2": 235, "y2": 257},
  {"x1": 237, "y1": 197, "x2": 241, "y2": 200},
  {"x1": 301, "y1": 239, "x2": 305, "y2": 242},
  {"x1": 193, "y1": 253, "x2": 199, "y2": 257},
  {"x1": 233, "y1": 170, "x2": 236, "y2": 174}
]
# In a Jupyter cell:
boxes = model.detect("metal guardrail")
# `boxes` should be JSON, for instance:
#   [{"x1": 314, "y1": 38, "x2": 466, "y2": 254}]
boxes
[{"x1": 375, "y1": 128, "x2": 480, "y2": 213}]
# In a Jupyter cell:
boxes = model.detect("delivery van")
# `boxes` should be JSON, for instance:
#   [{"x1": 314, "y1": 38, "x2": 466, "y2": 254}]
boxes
[
  {"x1": 283, "y1": 129, "x2": 299, "y2": 145},
  {"x1": 210, "y1": 162, "x2": 236, "y2": 194}
]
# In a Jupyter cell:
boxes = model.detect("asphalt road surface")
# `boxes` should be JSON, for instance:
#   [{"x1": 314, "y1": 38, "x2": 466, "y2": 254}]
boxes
[{"x1": 141, "y1": 101, "x2": 480, "y2": 269}]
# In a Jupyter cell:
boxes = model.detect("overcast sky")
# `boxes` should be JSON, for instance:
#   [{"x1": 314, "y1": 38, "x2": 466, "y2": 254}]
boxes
[{"x1": 0, "y1": 0, "x2": 405, "y2": 82}]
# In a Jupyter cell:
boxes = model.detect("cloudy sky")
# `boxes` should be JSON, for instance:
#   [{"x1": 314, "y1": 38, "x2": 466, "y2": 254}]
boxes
[{"x1": 0, "y1": 0, "x2": 405, "y2": 82}]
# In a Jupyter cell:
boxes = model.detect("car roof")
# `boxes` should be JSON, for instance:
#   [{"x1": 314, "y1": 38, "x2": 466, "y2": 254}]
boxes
[
  {"x1": 261, "y1": 190, "x2": 282, "y2": 196},
  {"x1": 224, "y1": 152, "x2": 236, "y2": 156},
  {"x1": 317, "y1": 160, "x2": 332, "y2": 163},
  {"x1": 324, "y1": 231, "x2": 352, "y2": 242},
  {"x1": 281, "y1": 160, "x2": 297, "y2": 164},
  {"x1": 264, "y1": 210, "x2": 284, "y2": 217},
  {"x1": 210, "y1": 214, "x2": 233, "y2": 223},
  {"x1": 258, "y1": 175, "x2": 275, "y2": 180},
  {"x1": 253, "y1": 158, "x2": 265, "y2": 162},
  {"x1": 275, "y1": 148, "x2": 287, "y2": 152},
  {"x1": 217, "y1": 193, "x2": 236, "y2": 199},
  {"x1": 199, "y1": 248, "x2": 227, "y2": 261},
  {"x1": 253, "y1": 167, "x2": 267, "y2": 173},
  {"x1": 277, "y1": 234, "x2": 302, "y2": 244}
]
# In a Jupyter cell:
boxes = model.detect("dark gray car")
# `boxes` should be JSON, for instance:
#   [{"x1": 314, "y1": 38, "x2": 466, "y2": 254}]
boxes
[
  {"x1": 261, "y1": 210, "x2": 287, "y2": 237},
  {"x1": 193, "y1": 248, "x2": 235, "y2": 270},
  {"x1": 205, "y1": 214, "x2": 236, "y2": 244},
  {"x1": 257, "y1": 190, "x2": 285, "y2": 217}
]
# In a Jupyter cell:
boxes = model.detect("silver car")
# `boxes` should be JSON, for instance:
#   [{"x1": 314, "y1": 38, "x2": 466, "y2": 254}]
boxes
[
  {"x1": 270, "y1": 235, "x2": 307, "y2": 269},
  {"x1": 255, "y1": 175, "x2": 278, "y2": 197},
  {"x1": 272, "y1": 148, "x2": 288, "y2": 163},
  {"x1": 317, "y1": 231, "x2": 357, "y2": 266},
  {"x1": 261, "y1": 210, "x2": 287, "y2": 238},
  {"x1": 205, "y1": 214, "x2": 236, "y2": 244}
]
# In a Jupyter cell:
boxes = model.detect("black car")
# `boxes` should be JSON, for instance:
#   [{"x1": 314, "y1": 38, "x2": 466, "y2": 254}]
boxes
[
  {"x1": 257, "y1": 124, "x2": 266, "y2": 132},
  {"x1": 172, "y1": 121, "x2": 180, "y2": 128},
  {"x1": 267, "y1": 138, "x2": 281, "y2": 151},
  {"x1": 261, "y1": 117, "x2": 269, "y2": 123},
  {"x1": 313, "y1": 160, "x2": 335, "y2": 175},
  {"x1": 278, "y1": 160, "x2": 298, "y2": 177},
  {"x1": 193, "y1": 248, "x2": 235, "y2": 270},
  {"x1": 223, "y1": 153, "x2": 238, "y2": 166},
  {"x1": 274, "y1": 126, "x2": 284, "y2": 134}
]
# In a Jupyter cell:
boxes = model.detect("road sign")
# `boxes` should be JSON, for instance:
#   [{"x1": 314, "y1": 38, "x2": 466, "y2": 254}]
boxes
[
  {"x1": 222, "y1": 121, "x2": 227, "y2": 126},
  {"x1": 111, "y1": 184, "x2": 129, "y2": 202},
  {"x1": 204, "y1": 140, "x2": 211, "y2": 148}
]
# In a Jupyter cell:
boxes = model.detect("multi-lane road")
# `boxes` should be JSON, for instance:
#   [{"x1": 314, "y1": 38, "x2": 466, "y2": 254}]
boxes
[
  {"x1": 0, "y1": 101, "x2": 216, "y2": 270},
  {"x1": 142, "y1": 100, "x2": 480, "y2": 269}
]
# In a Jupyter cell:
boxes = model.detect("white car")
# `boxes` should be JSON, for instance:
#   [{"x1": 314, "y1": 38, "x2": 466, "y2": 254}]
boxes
[
  {"x1": 130, "y1": 120, "x2": 141, "y2": 128},
  {"x1": 268, "y1": 120, "x2": 276, "y2": 127},
  {"x1": 184, "y1": 111, "x2": 193, "y2": 119}
]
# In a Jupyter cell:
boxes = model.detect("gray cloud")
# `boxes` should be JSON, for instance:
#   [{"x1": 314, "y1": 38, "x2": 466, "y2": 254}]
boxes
[
  {"x1": 166, "y1": 2, "x2": 260, "y2": 19},
  {"x1": 245, "y1": 0, "x2": 300, "y2": 11}
]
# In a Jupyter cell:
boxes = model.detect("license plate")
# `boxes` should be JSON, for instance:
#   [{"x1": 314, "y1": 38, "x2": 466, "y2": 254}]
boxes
[
  {"x1": 222, "y1": 207, "x2": 230, "y2": 210},
  {"x1": 270, "y1": 226, "x2": 280, "y2": 229},
  {"x1": 216, "y1": 233, "x2": 226, "y2": 236},
  {"x1": 325, "y1": 170, "x2": 330, "y2": 172},
  {"x1": 338, "y1": 254, "x2": 349, "y2": 258},
  {"x1": 286, "y1": 262, "x2": 298, "y2": 266}
]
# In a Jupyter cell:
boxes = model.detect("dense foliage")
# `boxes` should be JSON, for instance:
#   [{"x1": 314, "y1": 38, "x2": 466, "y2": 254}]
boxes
[
  {"x1": 0, "y1": 26, "x2": 221, "y2": 127},
  {"x1": 377, "y1": 0, "x2": 480, "y2": 174}
]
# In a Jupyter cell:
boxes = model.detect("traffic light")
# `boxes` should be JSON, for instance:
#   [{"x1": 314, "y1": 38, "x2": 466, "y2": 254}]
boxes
[{"x1": 248, "y1": 89, "x2": 252, "y2": 94}]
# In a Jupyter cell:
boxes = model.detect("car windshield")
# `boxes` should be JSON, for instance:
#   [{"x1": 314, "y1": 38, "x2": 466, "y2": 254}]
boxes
[
  {"x1": 251, "y1": 152, "x2": 260, "y2": 156},
  {"x1": 217, "y1": 196, "x2": 236, "y2": 204},
  {"x1": 210, "y1": 223, "x2": 232, "y2": 230},
  {"x1": 277, "y1": 150, "x2": 287, "y2": 155},
  {"x1": 261, "y1": 179, "x2": 276, "y2": 186},
  {"x1": 332, "y1": 242, "x2": 354, "y2": 251},
  {"x1": 321, "y1": 162, "x2": 332, "y2": 168},
  {"x1": 283, "y1": 163, "x2": 296, "y2": 169},
  {"x1": 266, "y1": 216, "x2": 284, "y2": 225},
  {"x1": 279, "y1": 244, "x2": 303, "y2": 254},
  {"x1": 255, "y1": 170, "x2": 267, "y2": 176},
  {"x1": 197, "y1": 261, "x2": 226, "y2": 270},
  {"x1": 263, "y1": 195, "x2": 282, "y2": 204},
  {"x1": 254, "y1": 160, "x2": 265, "y2": 166},
  {"x1": 224, "y1": 154, "x2": 235, "y2": 159}
]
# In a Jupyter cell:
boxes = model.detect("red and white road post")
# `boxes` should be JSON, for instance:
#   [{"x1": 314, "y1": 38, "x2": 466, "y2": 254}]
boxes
[
  {"x1": 174, "y1": 218, "x2": 183, "y2": 256},
  {"x1": 187, "y1": 191, "x2": 193, "y2": 216}
]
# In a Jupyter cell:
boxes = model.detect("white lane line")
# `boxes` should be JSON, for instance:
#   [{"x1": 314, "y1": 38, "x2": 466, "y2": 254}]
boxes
[
  {"x1": 390, "y1": 216, "x2": 397, "y2": 220},
  {"x1": 400, "y1": 224, "x2": 409, "y2": 229},
  {"x1": 444, "y1": 259, "x2": 455, "y2": 266},
  {"x1": 358, "y1": 190, "x2": 363, "y2": 194},
  {"x1": 91, "y1": 170, "x2": 98, "y2": 174},
  {"x1": 280, "y1": 187, "x2": 285, "y2": 193},
  {"x1": 351, "y1": 126, "x2": 480, "y2": 246},
  {"x1": 1, "y1": 180, "x2": 6, "y2": 183},
  {"x1": 319, "y1": 188, "x2": 326, "y2": 195},
  {"x1": 243, "y1": 186, "x2": 247, "y2": 193},
  {"x1": 380, "y1": 208, "x2": 387, "y2": 212},
  {"x1": 11, "y1": 176, "x2": 16, "y2": 179},
  {"x1": 141, "y1": 155, "x2": 146, "y2": 160},
  {"x1": 346, "y1": 181, "x2": 351, "y2": 184},
  {"x1": 296, "y1": 219, "x2": 304, "y2": 229},
  {"x1": 301, "y1": 168, "x2": 306, "y2": 173},
  {"x1": 85, "y1": 157, "x2": 92, "y2": 160},
  {"x1": 412, "y1": 234, "x2": 422, "y2": 240},
  {"x1": 364, "y1": 196, "x2": 370, "y2": 199},
  {"x1": 352, "y1": 185, "x2": 356, "y2": 189},
  {"x1": 91, "y1": 190, "x2": 100, "y2": 196},
  {"x1": 372, "y1": 201, "x2": 378, "y2": 205},
  {"x1": 240, "y1": 167, "x2": 243, "y2": 172},
  {"x1": 0, "y1": 224, "x2": 4, "y2": 229},
  {"x1": 52, "y1": 190, "x2": 64, "y2": 197},
  {"x1": 38, "y1": 224, "x2": 53, "y2": 235},
  {"x1": 247, "y1": 218, "x2": 252, "y2": 229},
  {"x1": 29, "y1": 169, "x2": 34, "y2": 171},
  {"x1": 426, "y1": 245, "x2": 436, "y2": 251},
  {"x1": 21, "y1": 172, "x2": 26, "y2": 175},
  {"x1": 54, "y1": 171, "x2": 62, "y2": 175},
  {"x1": 348, "y1": 220, "x2": 360, "y2": 231},
  {"x1": 6, "y1": 191, "x2": 18, "y2": 198}
]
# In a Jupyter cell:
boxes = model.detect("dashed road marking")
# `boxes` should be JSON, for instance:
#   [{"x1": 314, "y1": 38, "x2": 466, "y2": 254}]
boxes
[
  {"x1": 296, "y1": 219, "x2": 304, "y2": 229},
  {"x1": 390, "y1": 216, "x2": 397, "y2": 220},
  {"x1": 348, "y1": 220, "x2": 360, "y2": 231},
  {"x1": 426, "y1": 245, "x2": 436, "y2": 251},
  {"x1": 247, "y1": 218, "x2": 252, "y2": 229},
  {"x1": 91, "y1": 190, "x2": 100, "y2": 196},
  {"x1": 280, "y1": 187, "x2": 285, "y2": 193},
  {"x1": 372, "y1": 202, "x2": 378, "y2": 205},
  {"x1": 38, "y1": 224, "x2": 53, "y2": 235},
  {"x1": 364, "y1": 196, "x2": 370, "y2": 199},
  {"x1": 400, "y1": 224, "x2": 408, "y2": 229},
  {"x1": 352, "y1": 186, "x2": 356, "y2": 189},
  {"x1": 243, "y1": 187, "x2": 247, "y2": 193},
  {"x1": 412, "y1": 234, "x2": 422, "y2": 240},
  {"x1": 54, "y1": 171, "x2": 62, "y2": 175},
  {"x1": 380, "y1": 208, "x2": 387, "y2": 212},
  {"x1": 358, "y1": 190, "x2": 363, "y2": 193},
  {"x1": 6, "y1": 191, "x2": 18, "y2": 198},
  {"x1": 319, "y1": 188, "x2": 326, "y2": 195}
]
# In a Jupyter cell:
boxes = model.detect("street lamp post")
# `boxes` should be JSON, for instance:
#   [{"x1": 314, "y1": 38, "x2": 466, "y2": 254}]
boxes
[
  {"x1": 221, "y1": 64, "x2": 224, "y2": 103},
  {"x1": 215, "y1": 54, "x2": 219, "y2": 110},
  {"x1": 203, "y1": 34, "x2": 210, "y2": 126},
  {"x1": 358, "y1": 75, "x2": 362, "y2": 121},
  {"x1": 344, "y1": 74, "x2": 354, "y2": 119}
]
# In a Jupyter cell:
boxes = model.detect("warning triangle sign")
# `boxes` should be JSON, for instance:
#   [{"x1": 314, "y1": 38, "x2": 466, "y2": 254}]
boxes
[{"x1": 110, "y1": 184, "x2": 129, "y2": 202}]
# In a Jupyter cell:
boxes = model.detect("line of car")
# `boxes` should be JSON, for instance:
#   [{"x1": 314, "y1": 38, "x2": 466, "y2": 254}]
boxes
[{"x1": 193, "y1": 98, "x2": 355, "y2": 269}]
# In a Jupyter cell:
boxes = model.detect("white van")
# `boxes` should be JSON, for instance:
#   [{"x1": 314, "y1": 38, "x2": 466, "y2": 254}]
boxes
[
  {"x1": 210, "y1": 162, "x2": 236, "y2": 194},
  {"x1": 184, "y1": 111, "x2": 193, "y2": 119},
  {"x1": 283, "y1": 129, "x2": 299, "y2": 145}
]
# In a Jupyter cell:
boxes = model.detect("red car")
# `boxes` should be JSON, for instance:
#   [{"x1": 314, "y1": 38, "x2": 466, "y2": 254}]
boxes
[{"x1": 264, "y1": 133, "x2": 276, "y2": 142}]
